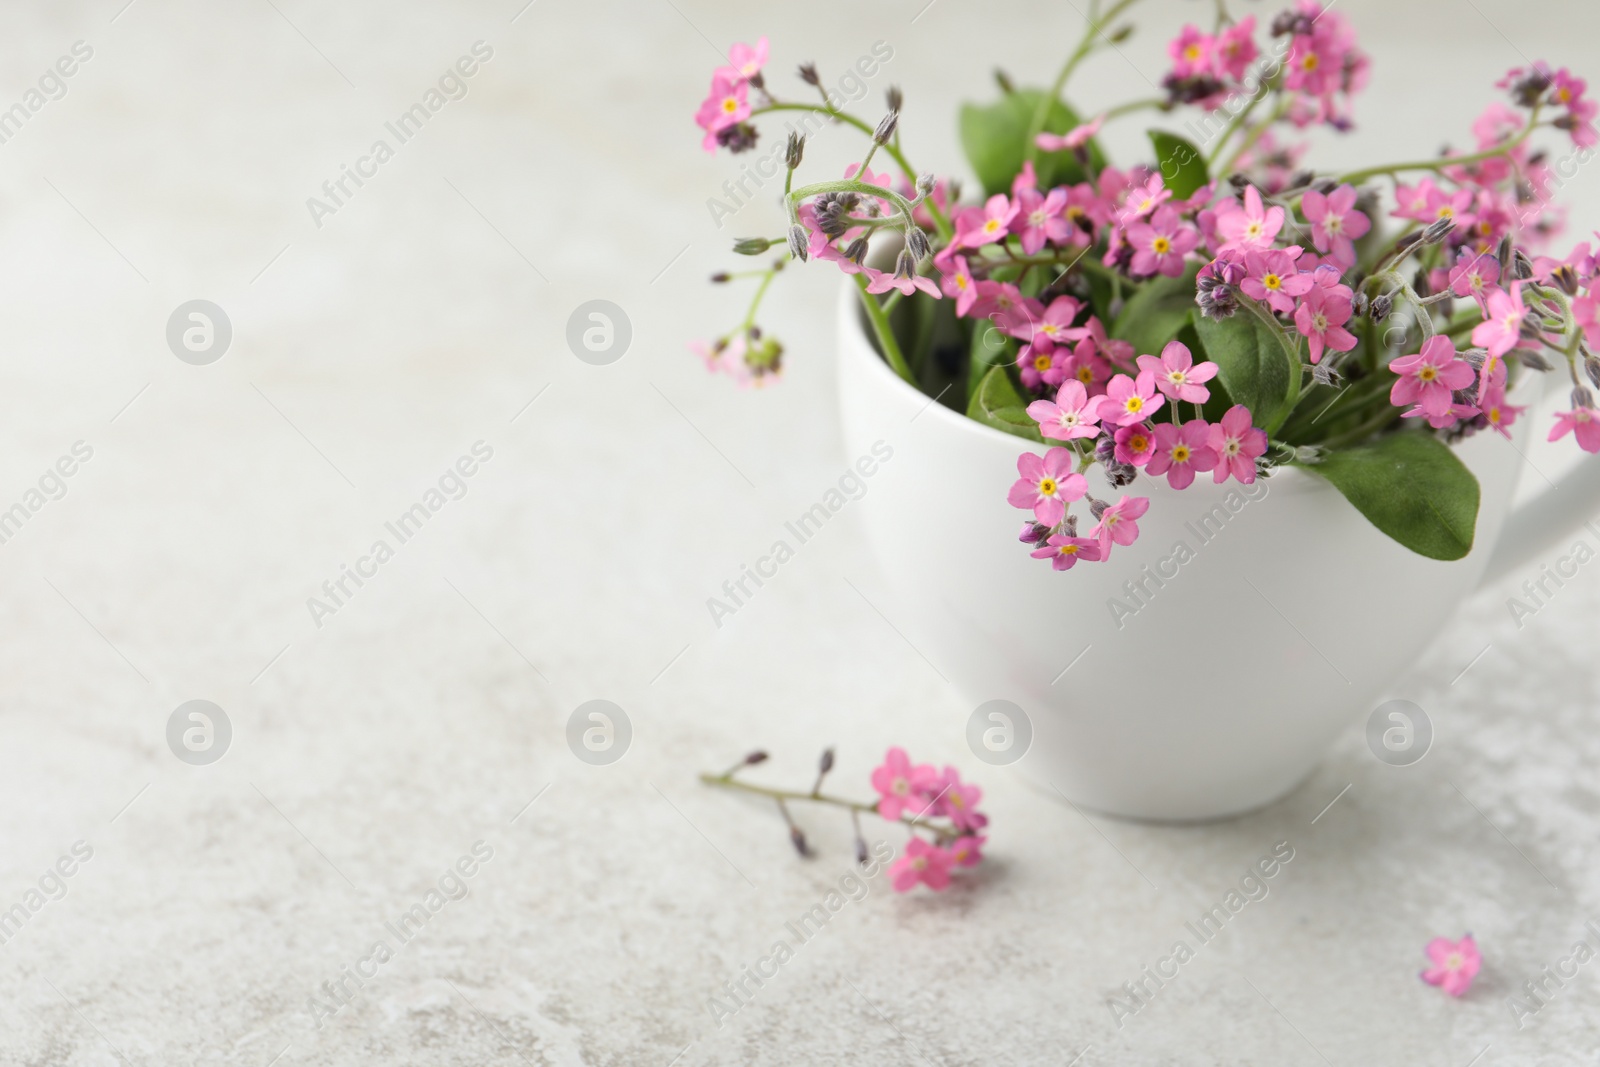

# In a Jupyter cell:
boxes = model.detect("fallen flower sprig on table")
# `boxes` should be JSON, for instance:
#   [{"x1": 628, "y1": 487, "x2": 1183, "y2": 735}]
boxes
[{"x1": 700, "y1": 747, "x2": 989, "y2": 892}]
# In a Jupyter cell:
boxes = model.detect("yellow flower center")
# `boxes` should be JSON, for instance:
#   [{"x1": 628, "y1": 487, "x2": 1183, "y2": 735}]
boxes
[
  {"x1": 1077, "y1": 366, "x2": 1094, "y2": 383},
  {"x1": 1418, "y1": 365, "x2": 1438, "y2": 382},
  {"x1": 1130, "y1": 434, "x2": 1149, "y2": 451},
  {"x1": 956, "y1": 275, "x2": 969, "y2": 290},
  {"x1": 1039, "y1": 477, "x2": 1058, "y2": 496},
  {"x1": 1262, "y1": 273, "x2": 1282, "y2": 290},
  {"x1": 1125, "y1": 396, "x2": 1143, "y2": 413},
  {"x1": 1152, "y1": 236, "x2": 1172, "y2": 254},
  {"x1": 1035, "y1": 354, "x2": 1052, "y2": 371},
  {"x1": 1060, "y1": 544, "x2": 1079, "y2": 556},
  {"x1": 722, "y1": 97, "x2": 739, "y2": 114},
  {"x1": 1171, "y1": 444, "x2": 1191, "y2": 463},
  {"x1": 1488, "y1": 407, "x2": 1501, "y2": 424},
  {"x1": 1301, "y1": 52, "x2": 1320, "y2": 71},
  {"x1": 984, "y1": 219, "x2": 1002, "y2": 234},
  {"x1": 1184, "y1": 45, "x2": 1202, "y2": 61},
  {"x1": 1437, "y1": 206, "x2": 1455, "y2": 219}
]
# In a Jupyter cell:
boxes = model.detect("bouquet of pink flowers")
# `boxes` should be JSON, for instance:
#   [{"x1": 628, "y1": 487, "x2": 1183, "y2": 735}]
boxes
[{"x1": 692, "y1": 2, "x2": 1600, "y2": 570}]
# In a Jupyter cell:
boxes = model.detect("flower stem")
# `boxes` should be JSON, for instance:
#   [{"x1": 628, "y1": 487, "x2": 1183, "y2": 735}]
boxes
[
  {"x1": 1023, "y1": 0, "x2": 1145, "y2": 166},
  {"x1": 738, "y1": 265, "x2": 781, "y2": 332},
  {"x1": 699, "y1": 771, "x2": 958, "y2": 840},
  {"x1": 1335, "y1": 107, "x2": 1541, "y2": 186},
  {"x1": 750, "y1": 103, "x2": 951, "y2": 240},
  {"x1": 855, "y1": 273, "x2": 915, "y2": 384}
]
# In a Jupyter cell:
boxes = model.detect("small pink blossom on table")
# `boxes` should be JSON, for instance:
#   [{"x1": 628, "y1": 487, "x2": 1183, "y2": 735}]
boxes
[
  {"x1": 870, "y1": 746, "x2": 939, "y2": 821},
  {"x1": 889, "y1": 838, "x2": 954, "y2": 892},
  {"x1": 1420, "y1": 935, "x2": 1481, "y2": 997}
]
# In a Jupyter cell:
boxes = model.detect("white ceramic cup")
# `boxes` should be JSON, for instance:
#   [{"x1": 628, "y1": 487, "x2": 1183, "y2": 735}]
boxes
[{"x1": 837, "y1": 281, "x2": 1600, "y2": 820}]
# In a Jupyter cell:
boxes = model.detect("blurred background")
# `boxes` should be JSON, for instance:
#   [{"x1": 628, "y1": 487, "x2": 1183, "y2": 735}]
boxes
[{"x1": 1, "y1": 0, "x2": 1597, "y2": 1063}]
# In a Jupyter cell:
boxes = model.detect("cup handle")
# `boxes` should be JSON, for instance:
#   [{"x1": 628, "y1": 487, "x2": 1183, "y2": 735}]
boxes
[{"x1": 1478, "y1": 455, "x2": 1600, "y2": 587}]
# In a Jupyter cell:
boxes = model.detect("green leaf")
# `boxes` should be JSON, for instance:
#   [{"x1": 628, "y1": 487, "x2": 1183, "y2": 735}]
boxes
[
  {"x1": 1305, "y1": 433, "x2": 1481, "y2": 561},
  {"x1": 1146, "y1": 130, "x2": 1209, "y2": 201},
  {"x1": 1192, "y1": 310, "x2": 1296, "y2": 431},
  {"x1": 1111, "y1": 265, "x2": 1199, "y2": 360},
  {"x1": 966, "y1": 364, "x2": 1044, "y2": 442},
  {"x1": 966, "y1": 317, "x2": 1011, "y2": 404},
  {"x1": 958, "y1": 90, "x2": 1105, "y2": 198}
]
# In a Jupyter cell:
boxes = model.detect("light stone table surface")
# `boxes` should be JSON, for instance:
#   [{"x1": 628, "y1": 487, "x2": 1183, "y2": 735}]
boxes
[{"x1": 1, "y1": 1, "x2": 1598, "y2": 1064}]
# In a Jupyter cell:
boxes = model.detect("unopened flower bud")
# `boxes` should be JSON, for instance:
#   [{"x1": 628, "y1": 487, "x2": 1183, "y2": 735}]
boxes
[
  {"x1": 733, "y1": 237, "x2": 772, "y2": 255},
  {"x1": 1574, "y1": 386, "x2": 1596, "y2": 410},
  {"x1": 1094, "y1": 435, "x2": 1117, "y2": 463},
  {"x1": 1019, "y1": 521, "x2": 1050, "y2": 544},
  {"x1": 1087, "y1": 495, "x2": 1109, "y2": 520},
  {"x1": 993, "y1": 69, "x2": 1014, "y2": 94},
  {"x1": 1519, "y1": 350, "x2": 1553, "y2": 371},
  {"x1": 715, "y1": 122, "x2": 759, "y2": 154},
  {"x1": 745, "y1": 750, "x2": 769, "y2": 765},
  {"x1": 710, "y1": 272, "x2": 731, "y2": 283},
  {"x1": 905, "y1": 226, "x2": 930, "y2": 261},
  {"x1": 790, "y1": 824, "x2": 810, "y2": 857},
  {"x1": 1370, "y1": 294, "x2": 1393, "y2": 321},
  {"x1": 886, "y1": 86, "x2": 903, "y2": 113},
  {"x1": 1551, "y1": 264, "x2": 1580, "y2": 295},
  {"x1": 1312, "y1": 178, "x2": 1339, "y2": 196},
  {"x1": 1105, "y1": 462, "x2": 1137, "y2": 488},
  {"x1": 818, "y1": 747, "x2": 834, "y2": 775},
  {"x1": 1394, "y1": 230, "x2": 1425, "y2": 254},
  {"x1": 797, "y1": 62, "x2": 820, "y2": 86},
  {"x1": 843, "y1": 237, "x2": 869, "y2": 265},
  {"x1": 1421, "y1": 217, "x2": 1456, "y2": 245},
  {"x1": 855, "y1": 836, "x2": 870, "y2": 866},
  {"x1": 1312, "y1": 362, "x2": 1342, "y2": 387},
  {"x1": 1512, "y1": 250, "x2": 1535, "y2": 280},
  {"x1": 1585, "y1": 354, "x2": 1600, "y2": 389},
  {"x1": 785, "y1": 132, "x2": 805, "y2": 171},
  {"x1": 894, "y1": 248, "x2": 916, "y2": 280},
  {"x1": 915, "y1": 172, "x2": 935, "y2": 198},
  {"x1": 787, "y1": 224, "x2": 809, "y2": 262},
  {"x1": 873, "y1": 110, "x2": 899, "y2": 146},
  {"x1": 1108, "y1": 23, "x2": 1134, "y2": 42},
  {"x1": 1228, "y1": 173, "x2": 1252, "y2": 191},
  {"x1": 1351, "y1": 291, "x2": 1370, "y2": 317}
]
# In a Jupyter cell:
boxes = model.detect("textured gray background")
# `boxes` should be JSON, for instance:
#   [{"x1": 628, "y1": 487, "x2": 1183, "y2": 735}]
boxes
[{"x1": 0, "y1": 0, "x2": 1597, "y2": 1064}]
